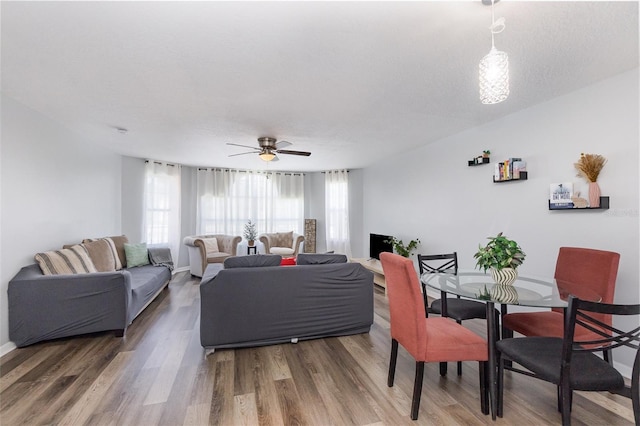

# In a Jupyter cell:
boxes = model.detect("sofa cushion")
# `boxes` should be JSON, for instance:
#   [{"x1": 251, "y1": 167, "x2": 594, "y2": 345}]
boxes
[
  {"x1": 124, "y1": 242, "x2": 150, "y2": 268},
  {"x1": 82, "y1": 239, "x2": 117, "y2": 272},
  {"x1": 270, "y1": 247, "x2": 295, "y2": 256},
  {"x1": 224, "y1": 254, "x2": 282, "y2": 269},
  {"x1": 297, "y1": 253, "x2": 348, "y2": 265},
  {"x1": 35, "y1": 245, "x2": 98, "y2": 275},
  {"x1": 273, "y1": 232, "x2": 293, "y2": 248}
]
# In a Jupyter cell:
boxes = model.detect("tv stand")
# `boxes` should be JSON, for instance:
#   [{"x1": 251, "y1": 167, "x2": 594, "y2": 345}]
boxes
[{"x1": 351, "y1": 258, "x2": 386, "y2": 292}]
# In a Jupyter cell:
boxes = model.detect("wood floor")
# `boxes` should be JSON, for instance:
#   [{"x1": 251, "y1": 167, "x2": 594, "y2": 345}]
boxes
[{"x1": 1, "y1": 271, "x2": 635, "y2": 425}]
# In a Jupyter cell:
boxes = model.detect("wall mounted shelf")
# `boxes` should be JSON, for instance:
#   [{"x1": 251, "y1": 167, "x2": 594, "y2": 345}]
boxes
[
  {"x1": 493, "y1": 171, "x2": 528, "y2": 183},
  {"x1": 468, "y1": 157, "x2": 490, "y2": 166},
  {"x1": 548, "y1": 196, "x2": 609, "y2": 211}
]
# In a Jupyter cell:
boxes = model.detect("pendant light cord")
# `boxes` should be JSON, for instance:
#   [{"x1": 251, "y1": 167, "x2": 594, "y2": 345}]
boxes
[{"x1": 489, "y1": 0, "x2": 506, "y2": 49}]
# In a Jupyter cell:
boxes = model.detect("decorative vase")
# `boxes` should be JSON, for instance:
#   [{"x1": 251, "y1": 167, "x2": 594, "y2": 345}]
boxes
[
  {"x1": 490, "y1": 267, "x2": 518, "y2": 286},
  {"x1": 491, "y1": 284, "x2": 519, "y2": 304},
  {"x1": 248, "y1": 239, "x2": 255, "y2": 247},
  {"x1": 588, "y1": 182, "x2": 601, "y2": 208}
]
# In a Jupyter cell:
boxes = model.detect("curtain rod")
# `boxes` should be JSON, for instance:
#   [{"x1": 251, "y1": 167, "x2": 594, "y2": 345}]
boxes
[
  {"x1": 145, "y1": 160, "x2": 178, "y2": 167},
  {"x1": 197, "y1": 168, "x2": 305, "y2": 176}
]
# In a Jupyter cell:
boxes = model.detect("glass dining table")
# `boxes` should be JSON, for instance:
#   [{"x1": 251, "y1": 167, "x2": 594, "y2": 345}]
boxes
[{"x1": 420, "y1": 270, "x2": 602, "y2": 420}]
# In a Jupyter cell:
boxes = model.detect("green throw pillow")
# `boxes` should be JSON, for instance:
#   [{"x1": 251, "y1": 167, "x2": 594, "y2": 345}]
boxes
[{"x1": 124, "y1": 242, "x2": 150, "y2": 268}]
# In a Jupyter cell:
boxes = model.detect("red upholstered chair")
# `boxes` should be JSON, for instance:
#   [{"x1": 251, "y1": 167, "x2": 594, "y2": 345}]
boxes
[
  {"x1": 502, "y1": 247, "x2": 620, "y2": 357},
  {"x1": 380, "y1": 252, "x2": 489, "y2": 420}
]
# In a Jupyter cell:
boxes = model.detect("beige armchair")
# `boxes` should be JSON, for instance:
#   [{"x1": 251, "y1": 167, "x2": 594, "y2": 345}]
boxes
[
  {"x1": 258, "y1": 232, "x2": 304, "y2": 258},
  {"x1": 183, "y1": 234, "x2": 241, "y2": 277}
]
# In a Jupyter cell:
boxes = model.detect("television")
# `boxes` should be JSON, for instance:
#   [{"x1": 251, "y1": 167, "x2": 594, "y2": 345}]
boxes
[{"x1": 369, "y1": 233, "x2": 394, "y2": 260}]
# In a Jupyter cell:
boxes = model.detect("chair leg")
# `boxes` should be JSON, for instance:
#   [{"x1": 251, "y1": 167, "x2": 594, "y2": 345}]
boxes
[
  {"x1": 632, "y1": 348, "x2": 639, "y2": 425},
  {"x1": 604, "y1": 348, "x2": 613, "y2": 366},
  {"x1": 497, "y1": 354, "x2": 504, "y2": 418},
  {"x1": 411, "y1": 361, "x2": 425, "y2": 420},
  {"x1": 439, "y1": 362, "x2": 448, "y2": 376},
  {"x1": 560, "y1": 385, "x2": 573, "y2": 426},
  {"x1": 457, "y1": 361, "x2": 462, "y2": 376},
  {"x1": 388, "y1": 339, "x2": 398, "y2": 387},
  {"x1": 479, "y1": 361, "x2": 489, "y2": 415}
]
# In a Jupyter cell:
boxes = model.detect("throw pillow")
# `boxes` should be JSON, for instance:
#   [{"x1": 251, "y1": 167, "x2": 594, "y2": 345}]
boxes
[
  {"x1": 35, "y1": 245, "x2": 98, "y2": 275},
  {"x1": 82, "y1": 236, "x2": 125, "y2": 270},
  {"x1": 274, "y1": 232, "x2": 293, "y2": 248},
  {"x1": 202, "y1": 238, "x2": 219, "y2": 256},
  {"x1": 280, "y1": 257, "x2": 296, "y2": 266},
  {"x1": 107, "y1": 235, "x2": 129, "y2": 268},
  {"x1": 82, "y1": 239, "x2": 117, "y2": 272},
  {"x1": 124, "y1": 242, "x2": 150, "y2": 268}
]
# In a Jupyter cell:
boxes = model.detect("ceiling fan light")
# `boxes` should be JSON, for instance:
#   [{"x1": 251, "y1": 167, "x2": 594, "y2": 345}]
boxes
[
  {"x1": 259, "y1": 151, "x2": 276, "y2": 162},
  {"x1": 479, "y1": 47, "x2": 509, "y2": 104}
]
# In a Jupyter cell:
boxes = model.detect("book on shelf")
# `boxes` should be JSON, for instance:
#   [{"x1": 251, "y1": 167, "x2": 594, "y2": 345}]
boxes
[
  {"x1": 550, "y1": 182, "x2": 573, "y2": 204},
  {"x1": 549, "y1": 202, "x2": 575, "y2": 209},
  {"x1": 494, "y1": 158, "x2": 525, "y2": 181}
]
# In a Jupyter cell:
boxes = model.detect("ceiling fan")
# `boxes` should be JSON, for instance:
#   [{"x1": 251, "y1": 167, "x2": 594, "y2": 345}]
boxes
[{"x1": 227, "y1": 137, "x2": 311, "y2": 162}]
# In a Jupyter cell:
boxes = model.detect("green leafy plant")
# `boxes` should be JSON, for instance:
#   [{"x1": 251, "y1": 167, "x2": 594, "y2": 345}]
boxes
[
  {"x1": 386, "y1": 237, "x2": 421, "y2": 258},
  {"x1": 474, "y1": 232, "x2": 525, "y2": 272},
  {"x1": 243, "y1": 220, "x2": 257, "y2": 241},
  {"x1": 483, "y1": 150, "x2": 491, "y2": 157}
]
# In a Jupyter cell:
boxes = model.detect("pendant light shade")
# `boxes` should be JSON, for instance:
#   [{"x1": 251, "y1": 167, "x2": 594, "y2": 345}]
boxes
[
  {"x1": 479, "y1": 0, "x2": 509, "y2": 105},
  {"x1": 479, "y1": 47, "x2": 509, "y2": 104}
]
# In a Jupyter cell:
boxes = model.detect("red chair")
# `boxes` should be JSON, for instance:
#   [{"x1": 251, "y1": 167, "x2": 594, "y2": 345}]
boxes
[
  {"x1": 502, "y1": 247, "x2": 620, "y2": 354},
  {"x1": 380, "y1": 252, "x2": 489, "y2": 420}
]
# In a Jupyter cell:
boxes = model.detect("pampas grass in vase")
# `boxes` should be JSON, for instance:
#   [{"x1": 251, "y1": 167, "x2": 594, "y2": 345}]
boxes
[{"x1": 574, "y1": 153, "x2": 607, "y2": 207}]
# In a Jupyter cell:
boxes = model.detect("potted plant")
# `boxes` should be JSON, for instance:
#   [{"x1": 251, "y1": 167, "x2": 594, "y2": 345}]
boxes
[
  {"x1": 387, "y1": 237, "x2": 421, "y2": 258},
  {"x1": 473, "y1": 232, "x2": 525, "y2": 285},
  {"x1": 243, "y1": 220, "x2": 258, "y2": 246},
  {"x1": 482, "y1": 150, "x2": 491, "y2": 158}
]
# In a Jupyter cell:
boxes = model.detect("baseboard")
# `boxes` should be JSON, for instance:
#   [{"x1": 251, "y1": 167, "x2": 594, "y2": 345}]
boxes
[
  {"x1": 1, "y1": 341, "x2": 17, "y2": 357},
  {"x1": 172, "y1": 266, "x2": 189, "y2": 275}
]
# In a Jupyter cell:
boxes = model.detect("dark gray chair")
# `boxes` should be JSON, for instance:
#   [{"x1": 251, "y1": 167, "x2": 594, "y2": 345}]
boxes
[{"x1": 496, "y1": 295, "x2": 640, "y2": 425}]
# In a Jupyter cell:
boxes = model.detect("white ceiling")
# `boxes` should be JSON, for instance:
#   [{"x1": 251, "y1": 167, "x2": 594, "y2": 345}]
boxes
[{"x1": 2, "y1": 1, "x2": 638, "y2": 172}]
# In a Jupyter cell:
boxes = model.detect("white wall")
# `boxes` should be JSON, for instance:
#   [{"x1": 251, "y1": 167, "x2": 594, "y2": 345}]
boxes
[
  {"x1": 0, "y1": 94, "x2": 122, "y2": 352},
  {"x1": 362, "y1": 68, "x2": 639, "y2": 372}
]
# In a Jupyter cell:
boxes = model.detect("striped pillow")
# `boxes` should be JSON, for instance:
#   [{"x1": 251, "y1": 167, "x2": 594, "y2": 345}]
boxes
[
  {"x1": 35, "y1": 245, "x2": 98, "y2": 275},
  {"x1": 82, "y1": 237, "x2": 123, "y2": 270}
]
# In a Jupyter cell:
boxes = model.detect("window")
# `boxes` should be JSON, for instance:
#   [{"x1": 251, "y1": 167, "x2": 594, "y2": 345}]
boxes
[
  {"x1": 325, "y1": 170, "x2": 351, "y2": 257},
  {"x1": 143, "y1": 161, "x2": 181, "y2": 261},
  {"x1": 197, "y1": 169, "x2": 304, "y2": 237}
]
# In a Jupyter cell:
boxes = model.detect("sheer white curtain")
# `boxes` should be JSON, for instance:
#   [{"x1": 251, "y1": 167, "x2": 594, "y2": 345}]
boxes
[
  {"x1": 142, "y1": 161, "x2": 181, "y2": 262},
  {"x1": 325, "y1": 170, "x2": 351, "y2": 257},
  {"x1": 197, "y1": 169, "x2": 304, "y2": 236}
]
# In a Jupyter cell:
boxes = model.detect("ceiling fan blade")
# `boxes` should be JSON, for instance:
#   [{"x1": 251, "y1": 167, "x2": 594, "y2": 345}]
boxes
[
  {"x1": 228, "y1": 151, "x2": 257, "y2": 157},
  {"x1": 227, "y1": 142, "x2": 260, "y2": 151},
  {"x1": 275, "y1": 149, "x2": 311, "y2": 157},
  {"x1": 271, "y1": 155, "x2": 280, "y2": 162},
  {"x1": 275, "y1": 140, "x2": 292, "y2": 149}
]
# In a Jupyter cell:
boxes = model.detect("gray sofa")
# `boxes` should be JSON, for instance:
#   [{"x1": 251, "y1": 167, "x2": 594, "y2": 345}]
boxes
[
  {"x1": 8, "y1": 249, "x2": 171, "y2": 348},
  {"x1": 199, "y1": 254, "x2": 374, "y2": 351}
]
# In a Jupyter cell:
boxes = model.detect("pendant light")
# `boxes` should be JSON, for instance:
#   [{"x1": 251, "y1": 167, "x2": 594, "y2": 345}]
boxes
[{"x1": 479, "y1": 0, "x2": 509, "y2": 104}]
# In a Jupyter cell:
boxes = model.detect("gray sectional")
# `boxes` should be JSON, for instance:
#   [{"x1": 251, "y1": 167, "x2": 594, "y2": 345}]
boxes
[
  {"x1": 199, "y1": 254, "x2": 374, "y2": 351},
  {"x1": 8, "y1": 259, "x2": 171, "y2": 348}
]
